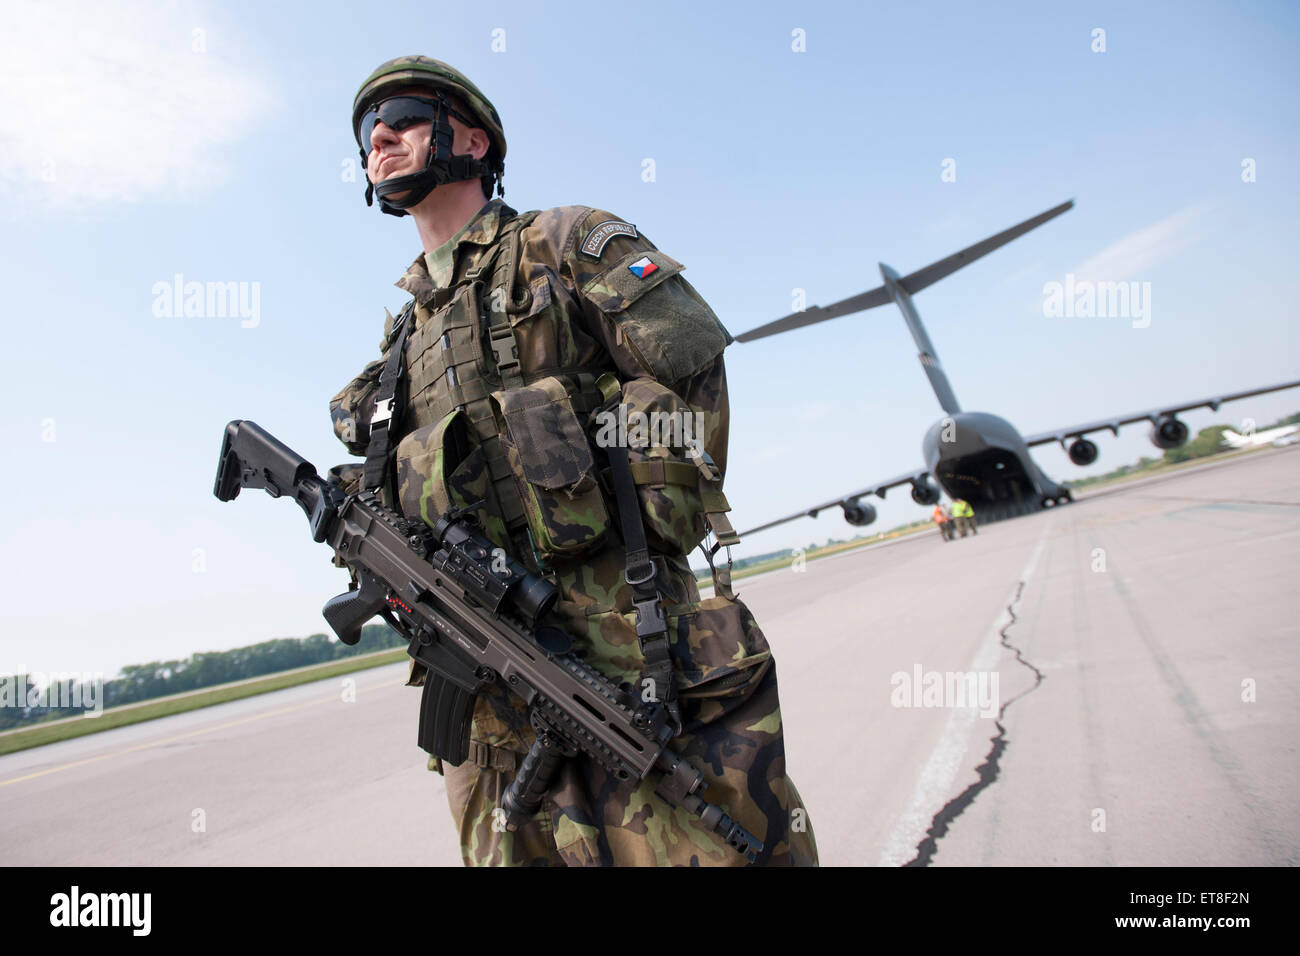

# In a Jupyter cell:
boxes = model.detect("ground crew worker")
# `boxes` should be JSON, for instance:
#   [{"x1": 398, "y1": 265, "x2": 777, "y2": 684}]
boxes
[
  {"x1": 952, "y1": 498, "x2": 977, "y2": 537},
  {"x1": 932, "y1": 501, "x2": 953, "y2": 541},
  {"x1": 327, "y1": 56, "x2": 817, "y2": 866}
]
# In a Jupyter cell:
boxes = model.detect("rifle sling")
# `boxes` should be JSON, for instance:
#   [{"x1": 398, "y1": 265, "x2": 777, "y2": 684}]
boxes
[
  {"x1": 604, "y1": 436, "x2": 679, "y2": 730},
  {"x1": 362, "y1": 301, "x2": 415, "y2": 496}
]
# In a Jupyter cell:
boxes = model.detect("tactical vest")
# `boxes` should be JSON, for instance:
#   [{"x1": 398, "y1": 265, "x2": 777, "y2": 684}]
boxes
[
  {"x1": 377, "y1": 209, "x2": 610, "y2": 570},
  {"x1": 361, "y1": 205, "x2": 740, "y2": 597}
]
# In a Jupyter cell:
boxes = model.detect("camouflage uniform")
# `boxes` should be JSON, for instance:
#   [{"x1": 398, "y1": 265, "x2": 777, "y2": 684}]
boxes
[{"x1": 330, "y1": 199, "x2": 817, "y2": 866}]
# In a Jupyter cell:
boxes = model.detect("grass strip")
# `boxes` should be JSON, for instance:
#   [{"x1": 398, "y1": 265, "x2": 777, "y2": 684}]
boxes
[{"x1": 0, "y1": 648, "x2": 408, "y2": 757}]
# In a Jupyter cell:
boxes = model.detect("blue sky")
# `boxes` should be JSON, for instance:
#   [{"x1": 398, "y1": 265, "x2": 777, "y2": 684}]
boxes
[{"x1": 2, "y1": 0, "x2": 1297, "y2": 678}]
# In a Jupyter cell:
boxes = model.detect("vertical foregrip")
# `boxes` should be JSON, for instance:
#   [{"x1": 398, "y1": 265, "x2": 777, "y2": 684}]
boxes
[{"x1": 500, "y1": 732, "x2": 568, "y2": 829}]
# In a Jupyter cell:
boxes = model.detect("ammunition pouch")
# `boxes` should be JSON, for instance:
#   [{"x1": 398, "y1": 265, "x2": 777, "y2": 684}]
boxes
[
  {"x1": 394, "y1": 407, "x2": 500, "y2": 537},
  {"x1": 490, "y1": 375, "x2": 612, "y2": 561}
]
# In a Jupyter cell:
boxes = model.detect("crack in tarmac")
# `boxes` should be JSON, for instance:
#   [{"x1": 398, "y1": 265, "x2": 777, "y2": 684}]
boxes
[{"x1": 904, "y1": 579, "x2": 1046, "y2": 867}]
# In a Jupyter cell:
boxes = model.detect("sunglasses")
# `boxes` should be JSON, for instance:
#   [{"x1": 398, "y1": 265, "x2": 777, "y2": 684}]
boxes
[{"x1": 355, "y1": 95, "x2": 478, "y2": 150}]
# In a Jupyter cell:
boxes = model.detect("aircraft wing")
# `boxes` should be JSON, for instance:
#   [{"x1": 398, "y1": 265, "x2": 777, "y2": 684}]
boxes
[
  {"x1": 734, "y1": 199, "x2": 1074, "y2": 343},
  {"x1": 738, "y1": 467, "x2": 931, "y2": 538},
  {"x1": 1022, "y1": 378, "x2": 1300, "y2": 447},
  {"x1": 733, "y1": 285, "x2": 893, "y2": 342}
]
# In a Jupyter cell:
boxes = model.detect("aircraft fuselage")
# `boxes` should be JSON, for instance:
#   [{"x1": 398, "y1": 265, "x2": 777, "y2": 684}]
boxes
[{"x1": 922, "y1": 412, "x2": 1071, "y2": 520}]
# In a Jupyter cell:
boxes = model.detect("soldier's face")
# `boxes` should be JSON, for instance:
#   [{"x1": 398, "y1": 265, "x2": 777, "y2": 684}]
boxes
[
  {"x1": 365, "y1": 91, "x2": 433, "y2": 192},
  {"x1": 364, "y1": 88, "x2": 484, "y2": 199}
]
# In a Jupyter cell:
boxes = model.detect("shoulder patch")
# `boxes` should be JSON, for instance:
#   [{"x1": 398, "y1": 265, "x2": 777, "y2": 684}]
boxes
[
  {"x1": 580, "y1": 219, "x2": 638, "y2": 259},
  {"x1": 627, "y1": 255, "x2": 658, "y2": 279}
]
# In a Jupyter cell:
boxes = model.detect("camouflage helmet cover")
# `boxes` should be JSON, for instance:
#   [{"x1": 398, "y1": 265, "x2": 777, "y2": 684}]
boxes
[{"x1": 352, "y1": 55, "x2": 507, "y2": 169}]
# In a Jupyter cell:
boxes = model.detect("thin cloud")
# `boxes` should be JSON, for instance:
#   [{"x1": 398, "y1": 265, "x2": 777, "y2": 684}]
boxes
[
  {"x1": 1000, "y1": 261, "x2": 1042, "y2": 287},
  {"x1": 798, "y1": 399, "x2": 836, "y2": 423},
  {"x1": 0, "y1": 0, "x2": 276, "y2": 210},
  {"x1": 1070, "y1": 202, "x2": 1213, "y2": 283},
  {"x1": 745, "y1": 443, "x2": 796, "y2": 466}
]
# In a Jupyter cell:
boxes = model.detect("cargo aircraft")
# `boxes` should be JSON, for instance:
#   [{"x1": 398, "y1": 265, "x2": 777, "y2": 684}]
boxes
[{"x1": 735, "y1": 200, "x2": 1300, "y2": 536}]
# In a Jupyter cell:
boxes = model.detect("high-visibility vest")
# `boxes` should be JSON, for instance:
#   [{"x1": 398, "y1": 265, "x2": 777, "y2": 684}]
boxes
[
  {"x1": 933, "y1": 506, "x2": 947, "y2": 522},
  {"x1": 953, "y1": 500, "x2": 972, "y2": 517}
]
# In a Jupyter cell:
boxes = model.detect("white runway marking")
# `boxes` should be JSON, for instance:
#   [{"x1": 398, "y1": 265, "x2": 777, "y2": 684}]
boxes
[{"x1": 877, "y1": 519, "x2": 1050, "y2": 866}]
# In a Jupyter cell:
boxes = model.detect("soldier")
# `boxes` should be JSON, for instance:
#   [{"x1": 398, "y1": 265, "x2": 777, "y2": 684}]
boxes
[
  {"x1": 328, "y1": 56, "x2": 818, "y2": 866},
  {"x1": 952, "y1": 498, "x2": 977, "y2": 537},
  {"x1": 932, "y1": 501, "x2": 953, "y2": 542}
]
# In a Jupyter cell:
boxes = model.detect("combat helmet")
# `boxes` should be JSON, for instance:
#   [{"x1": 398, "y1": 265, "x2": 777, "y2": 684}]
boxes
[{"x1": 352, "y1": 55, "x2": 507, "y2": 216}]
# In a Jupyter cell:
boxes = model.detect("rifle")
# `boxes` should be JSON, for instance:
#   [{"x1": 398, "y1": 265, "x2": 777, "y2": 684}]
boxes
[{"x1": 212, "y1": 420, "x2": 762, "y2": 862}]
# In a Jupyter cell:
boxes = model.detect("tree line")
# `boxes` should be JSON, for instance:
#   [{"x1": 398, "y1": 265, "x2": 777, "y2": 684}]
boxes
[{"x1": 0, "y1": 624, "x2": 404, "y2": 731}]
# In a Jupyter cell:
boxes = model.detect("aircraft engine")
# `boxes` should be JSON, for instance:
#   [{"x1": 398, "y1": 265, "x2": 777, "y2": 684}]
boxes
[
  {"x1": 1149, "y1": 416, "x2": 1189, "y2": 450},
  {"x1": 842, "y1": 499, "x2": 877, "y2": 527},
  {"x1": 1067, "y1": 437, "x2": 1099, "y2": 466},
  {"x1": 910, "y1": 480, "x2": 940, "y2": 506}
]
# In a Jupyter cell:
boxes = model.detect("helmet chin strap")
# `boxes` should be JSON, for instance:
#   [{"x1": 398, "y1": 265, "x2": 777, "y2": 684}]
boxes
[{"x1": 362, "y1": 100, "x2": 496, "y2": 218}]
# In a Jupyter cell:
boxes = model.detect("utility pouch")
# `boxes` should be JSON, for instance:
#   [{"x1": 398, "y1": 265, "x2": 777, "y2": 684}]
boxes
[
  {"x1": 665, "y1": 595, "x2": 773, "y2": 719},
  {"x1": 594, "y1": 377, "x2": 733, "y2": 557},
  {"x1": 491, "y1": 376, "x2": 611, "y2": 560},
  {"x1": 561, "y1": 594, "x2": 773, "y2": 732}
]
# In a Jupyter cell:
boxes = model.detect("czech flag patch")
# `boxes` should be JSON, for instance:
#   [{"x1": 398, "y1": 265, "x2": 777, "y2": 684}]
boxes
[{"x1": 627, "y1": 255, "x2": 659, "y2": 279}]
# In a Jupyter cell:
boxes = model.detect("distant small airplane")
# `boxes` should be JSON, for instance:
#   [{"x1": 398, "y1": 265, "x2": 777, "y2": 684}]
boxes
[
  {"x1": 735, "y1": 200, "x2": 1300, "y2": 537},
  {"x1": 1222, "y1": 425, "x2": 1300, "y2": 449}
]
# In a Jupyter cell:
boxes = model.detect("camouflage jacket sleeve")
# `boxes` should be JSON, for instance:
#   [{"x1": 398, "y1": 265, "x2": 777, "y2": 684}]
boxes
[
  {"x1": 327, "y1": 308, "x2": 406, "y2": 460},
  {"x1": 553, "y1": 207, "x2": 735, "y2": 481},
  {"x1": 328, "y1": 354, "x2": 385, "y2": 458}
]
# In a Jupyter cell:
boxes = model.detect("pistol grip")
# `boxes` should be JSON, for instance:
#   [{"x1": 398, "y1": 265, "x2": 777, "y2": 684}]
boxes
[{"x1": 323, "y1": 572, "x2": 386, "y2": 645}]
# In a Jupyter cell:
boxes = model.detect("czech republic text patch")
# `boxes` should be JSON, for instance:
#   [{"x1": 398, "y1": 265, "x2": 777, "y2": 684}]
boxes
[{"x1": 580, "y1": 219, "x2": 638, "y2": 258}]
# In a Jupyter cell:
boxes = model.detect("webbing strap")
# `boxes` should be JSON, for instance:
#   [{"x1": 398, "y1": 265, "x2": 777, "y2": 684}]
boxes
[
  {"x1": 480, "y1": 210, "x2": 540, "y2": 392},
  {"x1": 605, "y1": 432, "x2": 679, "y2": 731},
  {"x1": 466, "y1": 739, "x2": 520, "y2": 773},
  {"x1": 700, "y1": 484, "x2": 740, "y2": 548},
  {"x1": 362, "y1": 301, "x2": 415, "y2": 496},
  {"x1": 686, "y1": 447, "x2": 739, "y2": 599},
  {"x1": 636, "y1": 459, "x2": 697, "y2": 488}
]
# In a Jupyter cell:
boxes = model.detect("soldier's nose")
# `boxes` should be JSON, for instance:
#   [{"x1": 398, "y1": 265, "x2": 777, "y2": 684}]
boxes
[{"x1": 370, "y1": 122, "x2": 399, "y2": 150}]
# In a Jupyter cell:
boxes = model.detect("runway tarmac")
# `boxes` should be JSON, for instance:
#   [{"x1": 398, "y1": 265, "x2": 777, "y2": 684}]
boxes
[{"x1": 3, "y1": 446, "x2": 1296, "y2": 866}]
